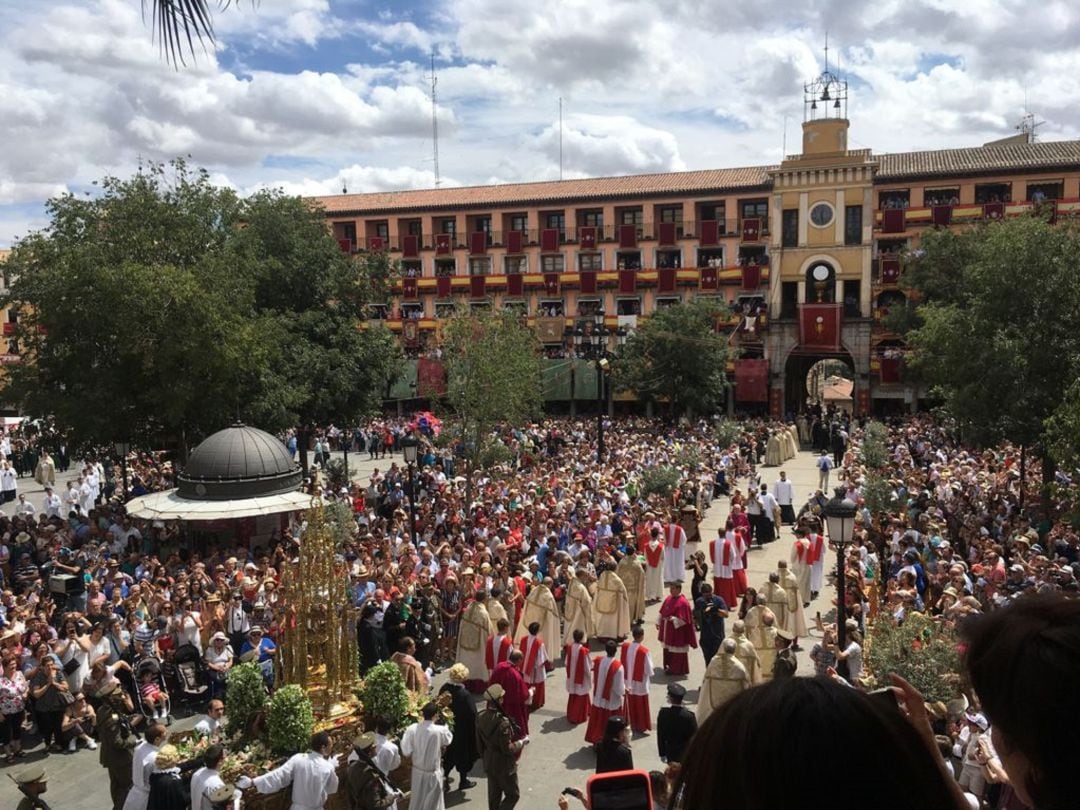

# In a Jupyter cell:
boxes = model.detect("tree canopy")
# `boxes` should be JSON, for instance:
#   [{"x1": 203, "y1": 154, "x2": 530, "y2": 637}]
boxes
[
  {"x1": 899, "y1": 215, "x2": 1080, "y2": 497},
  {"x1": 1, "y1": 159, "x2": 402, "y2": 453},
  {"x1": 442, "y1": 307, "x2": 542, "y2": 472},
  {"x1": 613, "y1": 301, "x2": 730, "y2": 417}
]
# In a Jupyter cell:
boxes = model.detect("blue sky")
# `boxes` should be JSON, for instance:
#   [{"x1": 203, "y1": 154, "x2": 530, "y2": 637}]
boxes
[{"x1": 2, "y1": 0, "x2": 1080, "y2": 246}]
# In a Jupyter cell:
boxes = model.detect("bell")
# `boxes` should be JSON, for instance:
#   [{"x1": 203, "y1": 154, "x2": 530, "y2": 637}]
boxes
[
  {"x1": 811, "y1": 100, "x2": 818, "y2": 111},
  {"x1": 821, "y1": 86, "x2": 831, "y2": 101}
]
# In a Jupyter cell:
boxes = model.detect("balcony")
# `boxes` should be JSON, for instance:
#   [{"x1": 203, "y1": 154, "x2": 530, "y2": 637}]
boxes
[{"x1": 873, "y1": 197, "x2": 1079, "y2": 232}]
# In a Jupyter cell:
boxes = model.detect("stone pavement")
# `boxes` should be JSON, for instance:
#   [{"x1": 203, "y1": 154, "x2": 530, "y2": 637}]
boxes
[{"x1": 0, "y1": 444, "x2": 830, "y2": 809}]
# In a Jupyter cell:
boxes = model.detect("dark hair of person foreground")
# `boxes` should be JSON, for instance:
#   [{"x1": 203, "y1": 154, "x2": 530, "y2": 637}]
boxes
[
  {"x1": 672, "y1": 677, "x2": 958, "y2": 809},
  {"x1": 962, "y1": 592, "x2": 1080, "y2": 810}
]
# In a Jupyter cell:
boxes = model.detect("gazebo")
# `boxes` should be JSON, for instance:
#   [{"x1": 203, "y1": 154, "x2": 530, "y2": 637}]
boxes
[{"x1": 125, "y1": 423, "x2": 311, "y2": 520}]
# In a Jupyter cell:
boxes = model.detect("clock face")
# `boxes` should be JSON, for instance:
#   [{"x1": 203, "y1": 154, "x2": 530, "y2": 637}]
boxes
[
  {"x1": 810, "y1": 202, "x2": 834, "y2": 227},
  {"x1": 811, "y1": 265, "x2": 831, "y2": 282}
]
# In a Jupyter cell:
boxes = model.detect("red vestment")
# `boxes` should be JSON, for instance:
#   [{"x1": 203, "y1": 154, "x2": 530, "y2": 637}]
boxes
[
  {"x1": 585, "y1": 656, "x2": 625, "y2": 744},
  {"x1": 565, "y1": 642, "x2": 592, "y2": 724},
  {"x1": 489, "y1": 660, "x2": 530, "y2": 739},
  {"x1": 658, "y1": 593, "x2": 697, "y2": 675}
]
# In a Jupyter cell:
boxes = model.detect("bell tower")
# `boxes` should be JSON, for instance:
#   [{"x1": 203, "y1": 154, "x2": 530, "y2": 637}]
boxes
[{"x1": 802, "y1": 58, "x2": 849, "y2": 155}]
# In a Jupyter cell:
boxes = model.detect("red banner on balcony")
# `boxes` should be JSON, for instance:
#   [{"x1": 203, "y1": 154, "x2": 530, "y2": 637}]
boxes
[
  {"x1": 984, "y1": 202, "x2": 1004, "y2": 221},
  {"x1": 799, "y1": 304, "x2": 843, "y2": 351},
  {"x1": 436, "y1": 276, "x2": 452, "y2": 298},
  {"x1": 470, "y1": 275, "x2": 486, "y2": 298},
  {"x1": 700, "y1": 266, "x2": 718, "y2": 290},
  {"x1": 879, "y1": 357, "x2": 902, "y2": 384},
  {"x1": 402, "y1": 234, "x2": 419, "y2": 257},
  {"x1": 734, "y1": 358, "x2": 769, "y2": 402},
  {"x1": 881, "y1": 257, "x2": 901, "y2": 284},
  {"x1": 507, "y1": 273, "x2": 523, "y2": 296},
  {"x1": 337, "y1": 238, "x2": 352, "y2": 253},
  {"x1": 543, "y1": 273, "x2": 560, "y2": 295},
  {"x1": 417, "y1": 358, "x2": 447, "y2": 397},
  {"x1": 618, "y1": 224, "x2": 637, "y2": 248},
  {"x1": 741, "y1": 264, "x2": 761, "y2": 289},
  {"x1": 699, "y1": 219, "x2": 719, "y2": 246},
  {"x1": 741, "y1": 218, "x2": 761, "y2": 242},
  {"x1": 2, "y1": 323, "x2": 15, "y2": 336},
  {"x1": 469, "y1": 231, "x2": 488, "y2": 255},
  {"x1": 882, "y1": 209, "x2": 905, "y2": 233},
  {"x1": 619, "y1": 269, "x2": 636, "y2": 294},
  {"x1": 507, "y1": 230, "x2": 524, "y2": 253},
  {"x1": 541, "y1": 228, "x2": 560, "y2": 252},
  {"x1": 931, "y1": 205, "x2": 952, "y2": 227},
  {"x1": 403, "y1": 277, "x2": 418, "y2": 299},
  {"x1": 580, "y1": 270, "x2": 597, "y2": 294},
  {"x1": 658, "y1": 267, "x2": 676, "y2": 293},
  {"x1": 579, "y1": 226, "x2": 597, "y2": 249},
  {"x1": 435, "y1": 234, "x2": 451, "y2": 255},
  {"x1": 368, "y1": 236, "x2": 384, "y2": 251},
  {"x1": 658, "y1": 222, "x2": 677, "y2": 246}
]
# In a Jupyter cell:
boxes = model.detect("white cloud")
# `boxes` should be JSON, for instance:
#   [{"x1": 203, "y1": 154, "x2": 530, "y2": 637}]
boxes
[
  {"x1": 247, "y1": 164, "x2": 460, "y2": 198},
  {"x1": 533, "y1": 114, "x2": 686, "y2": 176}
]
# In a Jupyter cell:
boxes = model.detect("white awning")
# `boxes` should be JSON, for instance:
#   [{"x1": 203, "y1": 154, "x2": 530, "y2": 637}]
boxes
[{"x1": 125, "y1": 488, "x2": 317, "y2": 521}]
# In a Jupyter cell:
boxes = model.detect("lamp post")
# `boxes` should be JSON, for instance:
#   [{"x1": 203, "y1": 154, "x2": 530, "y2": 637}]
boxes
[
  {"x1": 824, "y1": 486, "x2": 857, "y2": 681},
  {"x1": 593, "y1": 311, "x2": 606, "y2": 463},
  {"x1": 400, "y1": 436, "x2": 419, "y2": 549},
  {"x1": 113, "y1": 441, "x2": 130, "y2": 504}
]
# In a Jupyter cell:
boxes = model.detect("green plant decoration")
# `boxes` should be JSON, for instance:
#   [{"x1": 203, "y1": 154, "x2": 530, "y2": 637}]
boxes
[
  {"x1": 266, "y1": 684, "x2": 315, "y2": 756},
  {"x1": 864, "y1": 612, "x2": 962, "y2": 702},
  {"x1": 356, "y1": 661, "x2": 410, "y2": 734},
  {"x1": 638, "y1": 465, "x2": 682, "y2": 500},
  {"x1": 225, "y1": 662, "x2": 268, "y2": 739}
]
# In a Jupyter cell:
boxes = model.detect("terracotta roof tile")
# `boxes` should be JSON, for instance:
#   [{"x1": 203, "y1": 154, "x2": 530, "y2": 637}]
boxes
[
  {"x1": 877, "y1": 140, "x2": 1080, "y2": 181},
  {"x1": 312, "y1": 167, "x2": 773, "y2": 215}
]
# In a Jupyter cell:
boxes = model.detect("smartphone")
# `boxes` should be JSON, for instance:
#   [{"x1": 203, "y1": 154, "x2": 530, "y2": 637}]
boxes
[{"x1": 586, "y1": 770, "x2": 652, "y2": 810}]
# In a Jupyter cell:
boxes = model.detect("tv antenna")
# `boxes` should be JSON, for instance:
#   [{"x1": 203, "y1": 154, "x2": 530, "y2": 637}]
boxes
[
  {"x1": 1016, "y1": 112, "x2": 1044, "y2": 144},
  {"x1": 430, "y1": 53, "x2": 441, "y2": 187}
]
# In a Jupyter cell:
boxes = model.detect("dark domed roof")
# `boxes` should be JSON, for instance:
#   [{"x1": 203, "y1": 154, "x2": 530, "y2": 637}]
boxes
[{"x1": 177, "y1": 424, "x2": 302, "y2": 501}]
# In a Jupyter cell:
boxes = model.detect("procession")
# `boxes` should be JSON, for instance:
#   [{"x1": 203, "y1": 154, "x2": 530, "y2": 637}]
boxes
[{"x1": 0, "y1": 409, "x2": 1075, "y2": 810}]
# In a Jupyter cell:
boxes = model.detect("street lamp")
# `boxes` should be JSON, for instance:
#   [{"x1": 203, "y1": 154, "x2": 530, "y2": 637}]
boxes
[
  {"x1": 593, "y1": 311, "x2": 606, "y2": 463},
  {"x1": 113, "y1": 441, "x2": 130, "y2": 504},
  {"x1": 824, "y1": 486, "x2": 857, "y2": 681},
  {"x1": 400, "y1": 436, "x2": 419, "y2": 549}
]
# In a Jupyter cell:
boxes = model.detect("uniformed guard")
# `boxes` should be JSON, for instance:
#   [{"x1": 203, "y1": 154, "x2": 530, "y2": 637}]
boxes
[
  {"x1": 773, "y1": 628, "x2": 798, "y2": 679},
  {"x1": 9, "y1": 764, "x2": 51, "y2": 810},
  {"x1": 656, "y1": 683, "x2": 697, "y2": 764},
  {"x1": 96, "y1": 681, "x2": 138, "y2": 810},
  {"x1": 476, "y1": 683, "x2": 528, "y2": 810},
  {"x1": 345, "y1": 731, "x2": 403, "y2": 810}
]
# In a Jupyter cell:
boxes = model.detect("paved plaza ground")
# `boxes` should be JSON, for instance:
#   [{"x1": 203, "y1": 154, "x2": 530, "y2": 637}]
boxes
[{"x1": 0, "y1": 444, "x2": 828, "y2": 810}]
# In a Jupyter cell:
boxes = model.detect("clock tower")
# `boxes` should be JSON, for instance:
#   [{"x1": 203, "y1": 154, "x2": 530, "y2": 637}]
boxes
[{"x1": 765, "y1": 63, "x2": 876, "y2": 418}]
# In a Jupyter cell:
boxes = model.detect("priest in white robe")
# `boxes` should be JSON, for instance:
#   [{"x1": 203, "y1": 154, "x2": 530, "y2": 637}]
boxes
[
  {"x1": 593, "y1": 567, "x2": 631, "y2": 641},
  {"x1": 400, "y1": 704, "x2": 453, "y2": 810},
  {"x1": 514, "y1": 577, "x2": 561, "y2": 654},
  {"x1": 662, "y1": 520, "x2": 687, "y2": 585}
]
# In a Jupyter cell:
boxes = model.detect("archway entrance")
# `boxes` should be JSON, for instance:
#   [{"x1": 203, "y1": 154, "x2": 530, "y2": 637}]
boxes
[{"x1": 784, "y1": 351, "x2": 855, "y2": 418}]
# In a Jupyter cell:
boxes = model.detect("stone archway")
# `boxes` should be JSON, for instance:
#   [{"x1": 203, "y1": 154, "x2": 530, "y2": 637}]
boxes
[{"x1": 784, "y1": 349, "x2": 856, "y2": 418}]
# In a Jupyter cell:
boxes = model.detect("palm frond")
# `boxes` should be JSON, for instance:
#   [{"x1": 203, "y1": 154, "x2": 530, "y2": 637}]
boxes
[{"x1": 143, "y1": 1, "x2": 251, "y2": 68}]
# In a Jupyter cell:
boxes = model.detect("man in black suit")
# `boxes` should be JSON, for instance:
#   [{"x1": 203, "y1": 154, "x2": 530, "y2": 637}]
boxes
[{"x1": 656, "y1": 683, "x2": 697, "y2": 764}]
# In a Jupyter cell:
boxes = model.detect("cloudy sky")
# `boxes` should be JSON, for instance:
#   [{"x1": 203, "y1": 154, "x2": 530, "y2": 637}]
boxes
[{"x1": 2, "y1": 0, "x2": 1079, "y2": 246}]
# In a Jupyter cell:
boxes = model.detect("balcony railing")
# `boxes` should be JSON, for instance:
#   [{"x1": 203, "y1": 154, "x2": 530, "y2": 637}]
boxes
[{"x1": 874, "y1": 197, "x2": 1079, "y2": 232}]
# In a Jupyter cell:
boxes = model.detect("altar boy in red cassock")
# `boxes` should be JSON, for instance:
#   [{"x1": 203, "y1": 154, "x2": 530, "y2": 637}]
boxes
[
  {"x1": 519, "y1": 621, "x2": 548, "y2": 712},
  {"x1": 657, "y1": 582, "x2": 697, "y2": 676},
  {"x1": 486, "y1": 617, "x2": 513, "y2": 673},
  {"x1": 585, "y1": 640, "x2": 626, "y2": 744},
  {"x1": 710, "y1": 529, "x2": 740, "y2": 609},
  {"x1": 619, "y1": 624, "x2": 654, "y2": 732},
  {"x1": 565, "y1": 628, "x2": 592, "y2": 725}
]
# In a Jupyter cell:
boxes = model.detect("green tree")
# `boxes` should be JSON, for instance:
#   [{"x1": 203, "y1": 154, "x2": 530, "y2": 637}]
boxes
[
  {"x1": 613, "y1": 301, "x2": 729, "y2": 417},
  {"x1": 902, "y1": 216, "x2": 1080, "y2": 509},
  {"x1": 1, "y1": 160, "x2": 401, "y2": 456},
  {"x1": 442, "y1": 307, "x2": 542, "y2": 479}
]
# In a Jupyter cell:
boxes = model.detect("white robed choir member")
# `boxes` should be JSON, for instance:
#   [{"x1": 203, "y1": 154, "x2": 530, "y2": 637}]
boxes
[
  {"x1": 662, "y1": 521, "x2": 687, "y2": 584},
  {"x1": 400, "y1": 708, "x2": 454, "y2": 810}
]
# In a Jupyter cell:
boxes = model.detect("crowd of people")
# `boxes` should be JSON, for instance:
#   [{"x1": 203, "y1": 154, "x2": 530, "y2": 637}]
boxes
[{"x1": 2, "y1": 410, "x2": 1078, "y2": 810}]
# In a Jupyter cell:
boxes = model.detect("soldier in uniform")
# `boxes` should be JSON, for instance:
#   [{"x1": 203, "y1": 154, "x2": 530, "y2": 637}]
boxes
[
  {"x1": 476, "y1": 683, "x2": 528, "y2": 810},
  {"x1": 410, "y1": 576, "x2": 442, "y2": 671},
  {"x1": 772, "y1": 628, "x2": 798, "y2": 679},
  {"x1": 655, "y1": 683, "x2": 696, "y2": 765},
  {"x1": 10, "y1": 764, "x2": 51, "y2": 810},
  {"x1": 346, "y1": 731, "x2": 403, "y2": 810},
  {"x1": 96, "y1": 681, "x2": 138, "y2": 810}
]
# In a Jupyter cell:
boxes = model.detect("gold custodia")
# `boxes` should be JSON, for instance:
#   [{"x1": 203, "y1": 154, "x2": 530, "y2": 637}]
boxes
[{"x1": 278, "y1": 499, "x2": 359, "y2": 715}]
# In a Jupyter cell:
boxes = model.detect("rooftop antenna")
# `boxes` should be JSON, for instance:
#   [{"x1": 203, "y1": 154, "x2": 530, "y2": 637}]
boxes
[
  {"x1": 1016, "y1": 112, "x2": 1044, "y2": 144},
  {"x1": 430, "y1": 53, "x2": 441, "y2": 187},
  {"x1": 559, "y1": 97, "x2": 564, "y2": 181}
]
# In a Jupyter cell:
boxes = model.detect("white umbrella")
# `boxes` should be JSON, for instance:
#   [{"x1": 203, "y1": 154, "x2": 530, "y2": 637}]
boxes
[{"x1": 125, "y1": 488, "x2": 317, "y2": 521}]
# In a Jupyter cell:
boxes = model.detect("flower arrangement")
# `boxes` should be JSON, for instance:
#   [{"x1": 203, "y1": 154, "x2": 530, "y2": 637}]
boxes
[
  {"x1": 225, "y1": 662, "x2": 269, "y2": 739},
  {"x1": 266, "y1": 684, "x2": 315, "y2": 756},
  {"x1": 864, "y1": 612, "x2": 962, "y2": 702},
  {"x1": 355, "y1": 662, "x2": 411, "y2": 734}
]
